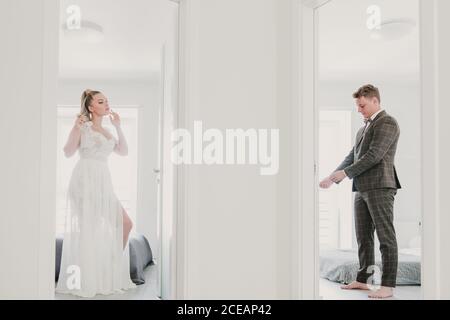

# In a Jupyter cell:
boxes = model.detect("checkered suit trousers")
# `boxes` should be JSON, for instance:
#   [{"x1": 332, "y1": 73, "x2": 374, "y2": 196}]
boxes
[{"x1": 354, "y1": 189, "x2": 398, "y2": 288}]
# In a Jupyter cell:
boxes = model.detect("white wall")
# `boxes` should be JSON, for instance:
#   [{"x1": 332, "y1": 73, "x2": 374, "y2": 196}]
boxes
[
  {"x1": 435, "y1": 0, "x2": 450, "y2": 299},
  {"x1": 0, "y1": 0, "x2": 58, "y2": 299},
  {"x1": 180, "y1": 0, "x2": 294, "y2": 299}
]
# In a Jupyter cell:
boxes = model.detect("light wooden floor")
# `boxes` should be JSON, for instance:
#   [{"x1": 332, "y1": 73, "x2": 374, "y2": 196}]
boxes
[
  {"x1": 320, "y1": 278, "x2": 422, "y2": 300},
  {"x1": 55, "y1": 265, "x2": 160, "y2": 300},
  {"x1": 55, "y1": 268, "x2": 421, "y2": 300}
]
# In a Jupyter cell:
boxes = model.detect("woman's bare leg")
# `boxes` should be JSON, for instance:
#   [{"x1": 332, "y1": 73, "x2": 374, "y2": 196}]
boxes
[{"x1": 122, "y1": 207, "x2": 133, "y2": 249}]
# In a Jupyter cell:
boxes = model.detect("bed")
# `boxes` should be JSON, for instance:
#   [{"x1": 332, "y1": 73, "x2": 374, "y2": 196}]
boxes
[
  {"x1": 55, "y1": 233, "x2": 154, "y2": 285},
  {"x1": 320, "y1": 248, "x2": 421, "y2": 285}
]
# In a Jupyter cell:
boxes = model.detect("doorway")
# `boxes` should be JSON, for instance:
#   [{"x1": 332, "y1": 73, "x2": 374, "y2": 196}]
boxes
[
  {"x1": 313, "y1": 0, "x2": 423, "y2": 300},
  {"x1": 53, "y1": 0, "x2": 179, "y2": 300}
]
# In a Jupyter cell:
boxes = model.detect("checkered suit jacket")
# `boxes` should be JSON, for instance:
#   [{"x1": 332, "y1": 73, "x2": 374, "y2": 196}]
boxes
[{"x1": 336, "y1": 110, "x2": 401, "y2": 192}]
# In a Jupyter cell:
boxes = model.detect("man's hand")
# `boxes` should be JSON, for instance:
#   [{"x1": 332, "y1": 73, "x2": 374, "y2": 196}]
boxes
[
  {"x1": 330, "y1": 170, "x2": 347, "y2": 183},
  {"x1": 319, "y1": 177, "x2": 334, "y2": 189}
]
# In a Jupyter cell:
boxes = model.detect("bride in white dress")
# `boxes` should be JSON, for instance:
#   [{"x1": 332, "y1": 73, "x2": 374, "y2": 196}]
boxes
[{"x1": 56, "y1": 89, "x2": 136, "y2": 297}]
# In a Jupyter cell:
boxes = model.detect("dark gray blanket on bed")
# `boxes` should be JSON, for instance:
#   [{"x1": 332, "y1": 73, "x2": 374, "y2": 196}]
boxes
[
  {"x1": 55, "y1": 233, "x2": 154, "y2": 285},
  {"x1": 320, "y1": 249, "x2": 421, "y2": 286}
]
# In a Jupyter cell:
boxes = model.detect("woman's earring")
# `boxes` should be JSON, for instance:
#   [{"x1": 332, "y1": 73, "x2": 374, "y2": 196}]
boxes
[{"x1": 89, "y1": 112, "x2": 92, "y2": 120}]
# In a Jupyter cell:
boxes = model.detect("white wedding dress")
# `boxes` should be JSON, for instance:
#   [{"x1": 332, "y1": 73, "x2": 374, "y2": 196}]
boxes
[{"x1": 56, "y1": 121, "x2": 136, "y2": 297}]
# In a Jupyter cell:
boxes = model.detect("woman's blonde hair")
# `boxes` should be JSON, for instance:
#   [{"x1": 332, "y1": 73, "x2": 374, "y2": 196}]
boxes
[{"x1": 80, "y1": 89, "x2": 101, "y2": 120}]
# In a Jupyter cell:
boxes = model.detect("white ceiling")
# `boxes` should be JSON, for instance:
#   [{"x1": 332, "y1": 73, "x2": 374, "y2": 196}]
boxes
[
  {"x1": 318, "y1": 0, "x2": 420, "y2": 82},
  {"x1": 59, "y1": 0, "x2": 419, "y2": 83},
  {"x1": 58, "y1": 0, "x2": 177, "y2": 81}
]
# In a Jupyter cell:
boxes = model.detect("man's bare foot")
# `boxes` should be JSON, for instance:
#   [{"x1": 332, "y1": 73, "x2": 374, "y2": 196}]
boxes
[
  {"x1": 340, "y1": 281, "x2": 369, "y2": 290},
  {"x1": 368, "y1": 286, "x2": 394, "y2": 299}
]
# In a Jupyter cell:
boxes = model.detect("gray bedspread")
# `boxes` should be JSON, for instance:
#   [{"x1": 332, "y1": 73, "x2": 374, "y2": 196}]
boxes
[
  {"x1": 55, "y1": 233, "x2": 154, "y2": 285},
  {"x1": 320, "y1": 249, "x2": 421, "y2": 286}
]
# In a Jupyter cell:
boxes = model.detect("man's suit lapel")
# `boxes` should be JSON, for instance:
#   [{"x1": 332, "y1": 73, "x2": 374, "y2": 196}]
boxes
[
  {"x1": 355, "y1": 110, "x2": 387, "y2": 150},
  {"x1": 355, "y1": 128, "x2": 365, "y2": 150}
]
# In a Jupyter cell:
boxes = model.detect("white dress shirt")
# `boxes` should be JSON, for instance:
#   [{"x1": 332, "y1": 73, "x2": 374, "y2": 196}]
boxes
[{"x1": 366, "y1": 109, "x2": 384, "y2": 130}]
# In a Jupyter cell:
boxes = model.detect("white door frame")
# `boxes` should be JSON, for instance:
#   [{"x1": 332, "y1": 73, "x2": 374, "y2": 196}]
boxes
[
  {"x1": 174, "y1": 0, "x2": 193, "y2": 299},
  {"x1": 156, "y1": 45, "x2": 165, "y2": 299},
  {"x1": 38, "y1": 0, "x2": 188, "y2": 300},
  {"x1": 295, "y1": 0, "x2": 440, "y2": 299},
  {"x1": 39, "y1": 0, "x2": 60, "y2": 299}
]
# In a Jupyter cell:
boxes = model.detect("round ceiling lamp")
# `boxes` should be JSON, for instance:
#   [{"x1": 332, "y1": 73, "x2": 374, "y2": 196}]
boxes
[
  {"x1": 369, "y1": 19, "x2": 416, "y2": 41},
  {"x1": 62, "y1": 20, "x2": 105, "y2": 43}
]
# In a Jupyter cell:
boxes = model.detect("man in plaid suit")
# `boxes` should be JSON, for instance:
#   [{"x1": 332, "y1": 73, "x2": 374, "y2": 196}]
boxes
[{"x1": 320, "y1": 84, "x2": 401, "y2": 299}]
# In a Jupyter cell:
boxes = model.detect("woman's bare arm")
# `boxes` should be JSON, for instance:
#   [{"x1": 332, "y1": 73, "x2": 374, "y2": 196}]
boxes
[
  {"x1": 63, "y1": 115, "x2": 86, "y2": 158},
  {"x1": 109, "y1": 111, "x2": 128, "y2": 156},
  {"x1": 63, "y1": 125, "x2": 82, "y2": 158},
  {"x1": 113, "y1": 125, "x2": 128, "y2": 156}
]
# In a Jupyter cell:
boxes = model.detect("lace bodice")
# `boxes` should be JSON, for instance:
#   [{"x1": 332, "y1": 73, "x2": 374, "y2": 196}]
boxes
[{"x1": 79, "y1": 121, "x2": 117, "y2": 162}]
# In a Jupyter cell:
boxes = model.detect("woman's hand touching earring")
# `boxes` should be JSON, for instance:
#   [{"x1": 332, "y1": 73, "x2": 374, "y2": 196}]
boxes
[
  {"x1": 109, "y1": 110, "x2": 121, "y2": 128},
  {"x1": 75, "y1": 114, "x2": 89, "y2": 129}
]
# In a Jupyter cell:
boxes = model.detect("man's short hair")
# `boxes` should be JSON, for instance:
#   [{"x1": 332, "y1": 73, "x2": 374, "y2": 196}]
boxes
[{"x1": 352, "y1": 84, "x2": 381, "y2": 103}]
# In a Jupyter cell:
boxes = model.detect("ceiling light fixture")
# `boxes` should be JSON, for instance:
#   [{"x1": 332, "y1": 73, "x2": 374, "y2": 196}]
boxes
[
  {"x1": 369, "y1": 19, "x2": 416, "y2": 41},
  {"x1": 62, "y1": 20, "x2": 105, "y2": 43}
]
